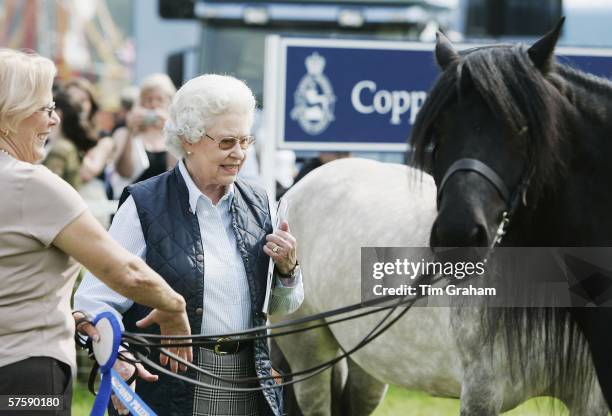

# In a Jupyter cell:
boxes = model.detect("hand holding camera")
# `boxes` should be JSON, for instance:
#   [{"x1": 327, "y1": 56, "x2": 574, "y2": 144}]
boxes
[
  {"x1": 143, "y1": 111, "x2": 159, "y2": 126},
  {"x1": 127, "y1": 106, "x2": 166, "y2": 132}
]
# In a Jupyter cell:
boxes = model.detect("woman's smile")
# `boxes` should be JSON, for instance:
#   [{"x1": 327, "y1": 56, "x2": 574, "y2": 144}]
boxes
[{"x1": 220, "y1": 163, "x2": 240, "y2": 175}]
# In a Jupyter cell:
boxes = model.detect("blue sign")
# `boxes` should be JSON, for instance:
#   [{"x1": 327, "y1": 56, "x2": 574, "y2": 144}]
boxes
[
  {"x1": 557, "y1": 51, "x2": 612, "y2": 79},
  {"x1": 266, "y1": 37, "x2": 612, "y2": 151}
]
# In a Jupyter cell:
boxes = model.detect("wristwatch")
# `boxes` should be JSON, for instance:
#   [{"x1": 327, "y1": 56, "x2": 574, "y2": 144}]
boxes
[{"x1": 277, "y1": 261, "x2": 299, "y2": 279}]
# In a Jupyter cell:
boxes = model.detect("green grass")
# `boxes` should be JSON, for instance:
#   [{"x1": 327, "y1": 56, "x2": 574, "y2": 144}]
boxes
[
  {"x1": 72, "y1": 383, "x2": 95, "y2": 416},
  {"x1": 72, "y1": 382, "x2": 570, "y2": 416},
  {"x1": 372, "y1": 385, "x2": 569, "y2": 416}
]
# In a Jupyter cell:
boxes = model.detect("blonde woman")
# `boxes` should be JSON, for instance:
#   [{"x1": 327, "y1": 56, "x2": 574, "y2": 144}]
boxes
[{"x1": 0, "y1": 49, "x2": 192, "y2": 414}]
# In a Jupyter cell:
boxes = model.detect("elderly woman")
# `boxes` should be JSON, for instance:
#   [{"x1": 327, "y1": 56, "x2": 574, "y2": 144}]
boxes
[
  {"x1": 74, "y1": 74, "x2": 304, "y2": 416},
  {"x1": 0, "y1": 49, "x2": 192, "y2": 414}
]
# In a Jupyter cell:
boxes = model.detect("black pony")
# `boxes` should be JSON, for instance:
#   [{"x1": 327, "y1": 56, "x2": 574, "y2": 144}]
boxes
[{"x1": 411, "y1": 19, "x2": 612, "y2": 411}]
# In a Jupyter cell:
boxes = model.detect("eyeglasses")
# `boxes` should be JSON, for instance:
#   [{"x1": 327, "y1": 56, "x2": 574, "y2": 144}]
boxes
[
  {"x1": 206, "y1": 133, "x2": 256, "y2": 150},
  {"x1": 38, "y1": 102, "x2": 56, "y2": 117}
]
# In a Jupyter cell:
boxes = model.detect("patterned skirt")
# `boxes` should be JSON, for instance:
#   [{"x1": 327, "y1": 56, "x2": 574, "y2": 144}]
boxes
[{"x1": 193, "y1": 347, "x2": 262, "y2": 416}]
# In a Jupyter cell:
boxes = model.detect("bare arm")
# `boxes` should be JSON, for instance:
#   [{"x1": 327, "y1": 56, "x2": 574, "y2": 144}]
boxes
[
  {"x1": 54, "y1": 210, "x2": 183, "y2": 312},
  {"x1": 113, "y1": 127, "x2": 135, "y2": 178},
  {"x1": 58, "y1": 209, "x2": 192, "y2": 370},
  {"x1": 81, "y1": 137, "x2": 114, "y2": 182}
]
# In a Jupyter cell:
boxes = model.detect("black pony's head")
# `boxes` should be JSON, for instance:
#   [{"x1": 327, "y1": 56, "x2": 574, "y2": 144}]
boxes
[{"x1": 412, "y1": 20, "x2": 571, "y2": 248}]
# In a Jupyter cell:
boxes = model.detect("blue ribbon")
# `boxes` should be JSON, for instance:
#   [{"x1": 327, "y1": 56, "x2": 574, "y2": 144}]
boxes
[
  {"x1": 89, "y1": 312, "x2": 157, "y2": 416},
  {"x1": 108, "y1": 368, "x2": 157, "y2": 416}
]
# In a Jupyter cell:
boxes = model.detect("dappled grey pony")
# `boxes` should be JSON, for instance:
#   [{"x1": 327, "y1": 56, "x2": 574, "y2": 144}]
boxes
[{"x1": 271, "y1": 157, "x2": 606, "y2": 415}]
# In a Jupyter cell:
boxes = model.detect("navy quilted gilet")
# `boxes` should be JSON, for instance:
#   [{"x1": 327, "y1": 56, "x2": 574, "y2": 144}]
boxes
[{"x1": 113, "y1": 165, "x2": 282, "y2": 416}]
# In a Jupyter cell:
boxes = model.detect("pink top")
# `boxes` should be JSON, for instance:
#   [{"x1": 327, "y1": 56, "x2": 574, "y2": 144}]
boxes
[{"x1": 0, "y1": 152, "x2": 86, "y2": 371}]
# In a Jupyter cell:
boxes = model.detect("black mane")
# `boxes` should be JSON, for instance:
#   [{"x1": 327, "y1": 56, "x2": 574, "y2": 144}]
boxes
[{"x1": 411, "y1": 44, "x2": 612, "y2": 196}]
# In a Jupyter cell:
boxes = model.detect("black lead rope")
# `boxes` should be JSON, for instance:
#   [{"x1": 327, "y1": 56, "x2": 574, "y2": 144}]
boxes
[
  {"x1": 80, "y1": 181, "x2": 525, "y2": 392},
  {"x1": 76, "y1": 274, "x2": 445, "y2": 394},
  {"x1": 82, "y1": 260, "x2": 497, "y2": 392},
  {"x1": 122, "y1": 286, "x2": 419, "y2": 342},
  {"x1": 133, "y1": 292, "x2": 414, "y2": 391},
  {"x1": 122, "y1": 268, "x2": 451, "y2": 346},
  {"x1": 123, "y1": 270, "x2": 471, "y2": 388},
  {"x1": 78, "y1": 271, "x2": 441, "y2": 392},
  {"x1": 122, "y1": 282, "x2": 438, "y2": 348},
  {"x1": 80, "y1": 220, "x2": 514, "y2": 392}
]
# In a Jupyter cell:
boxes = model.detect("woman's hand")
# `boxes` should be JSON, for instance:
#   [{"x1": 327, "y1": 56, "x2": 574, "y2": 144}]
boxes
[
  {"x1": 264, "y1": 221, "x2": 298, "y2": 275},
  {"x1": 151, "y1": 108, "x2": 168, "y2": 129},
  {"x1": 136, "y1": 308, "x2": 193, "y2": 373},
  {"x1": 126, "y1": 107, "x2": 148, "y2": 132},
  {"x1": 73, "y1": 311, "x2": 100, "y2": 342},
  {"x1": 111, "y1": 351, "x2": 158, "y2": 415},
  {"x1": 127, "y1": 106, "x2": 166, "y2": 132}
]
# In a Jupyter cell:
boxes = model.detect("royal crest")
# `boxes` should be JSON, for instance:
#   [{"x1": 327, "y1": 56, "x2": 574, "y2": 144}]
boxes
[{"x1": 290, "y1": 52, "x2": 336, "y2": 135}]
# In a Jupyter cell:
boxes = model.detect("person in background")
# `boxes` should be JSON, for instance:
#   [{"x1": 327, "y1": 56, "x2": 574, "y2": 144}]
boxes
[
  {"x1": 111, "y1": 73, "x2": 177, "y2": 195},
  {"x1": 64, "y1": 78, "x2": 100, "y2": 136},
  {"x1": 74, "y1": 74, "x2": 304, "y2": 416},
  {"x1": 64, "y1": 77, "x2": 114, "y2": 185},
  {"x1": 111, "y1": 86, "x2": 139, "y2": 135},
  {"x1": 275, "y1": 150, "x2": 297, "y2": 200},
  {"x1": 63, "y1": 78, "x2": 114, "y2": 227},
  {"x1": 0, "y1": 48, "x2": 192, "y2": 416},
  {"x1": 44, "y1": 88, "x2": 83, "y2": 189},
  {"x1": 293, "y1": 151, "x2": 351, "y2": 184}
]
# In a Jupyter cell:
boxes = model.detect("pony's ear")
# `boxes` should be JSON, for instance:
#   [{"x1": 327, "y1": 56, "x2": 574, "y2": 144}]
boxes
[
  {"x1": 435, "y1": 31, "x2": 459, "y2": 70},
  {"x1": 528, "y1": 17, "x2": 565, "y2": 73}
]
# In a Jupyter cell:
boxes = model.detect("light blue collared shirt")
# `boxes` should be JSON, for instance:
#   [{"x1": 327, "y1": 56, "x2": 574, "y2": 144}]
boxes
[{"x1": 74, "y1": 160, "x2": 303, "y2": 334}]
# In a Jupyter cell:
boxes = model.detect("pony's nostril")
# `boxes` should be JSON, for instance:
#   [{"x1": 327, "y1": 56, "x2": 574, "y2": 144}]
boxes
[
  {"x1": 469, "y1": 225, "x2": 489, "y2": 247},
  {"x1": 430, "y1": 218, "x2": 490, "y2": 247}
]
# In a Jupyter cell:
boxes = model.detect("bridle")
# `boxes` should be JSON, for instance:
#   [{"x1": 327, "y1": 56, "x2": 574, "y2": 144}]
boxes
[
  {"x1": 78, "y1": 280, "x2": 444, "y2": 392},
  {"x1": 436, "y1": 157, "x2": 533, "y2": 248}
]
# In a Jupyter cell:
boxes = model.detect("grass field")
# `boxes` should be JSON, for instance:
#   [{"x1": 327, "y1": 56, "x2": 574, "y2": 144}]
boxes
[
  {"x1": 72, "y1": 383, "x2": 569, "y2": 416},
  {"x1": 72, "y1": 383, "x2": 95, "y2": 416},
  {"x1": 372, "y1": 385, "x2": 568, "y2": 416}
]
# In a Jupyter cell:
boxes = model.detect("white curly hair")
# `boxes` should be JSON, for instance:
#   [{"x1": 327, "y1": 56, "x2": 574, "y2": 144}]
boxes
[{"x1": 164, "y1": 74, "x2": 256, "y2": 158}]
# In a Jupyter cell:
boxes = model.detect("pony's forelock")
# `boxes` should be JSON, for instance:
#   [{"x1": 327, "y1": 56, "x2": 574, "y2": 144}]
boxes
[{"x1": 412, "y1": 44, "x2": 571, "y2": 196}]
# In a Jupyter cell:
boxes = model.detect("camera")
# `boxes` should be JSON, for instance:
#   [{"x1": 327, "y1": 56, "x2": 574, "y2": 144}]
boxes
[{"x1": 143, "y1": 111, "x2": 159, "y2": 126}]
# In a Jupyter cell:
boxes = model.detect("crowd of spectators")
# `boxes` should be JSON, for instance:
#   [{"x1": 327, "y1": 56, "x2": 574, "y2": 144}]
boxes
[{"x1": 41, "y1": 74, "x2": 181, "y2": 226}]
